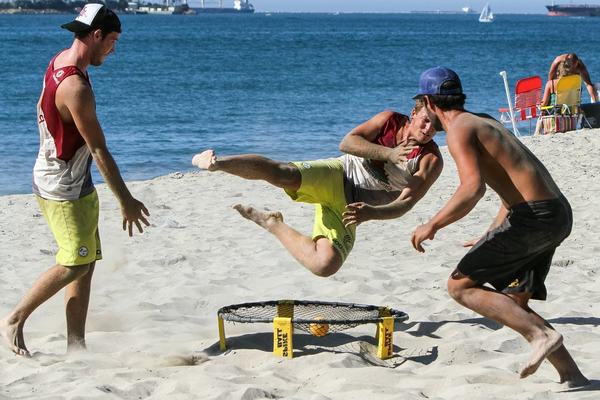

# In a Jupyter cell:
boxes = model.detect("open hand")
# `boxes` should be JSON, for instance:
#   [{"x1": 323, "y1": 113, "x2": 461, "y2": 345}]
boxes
[
  {"x1": 342, "y1": 202, "x2": 375, "y2": 227},
  {"x1": 121, "y1": 197, "x2": 150, "y2": 236},
  {"x1": 388, "y1": 140, "x2": 418, "y2": 164}
]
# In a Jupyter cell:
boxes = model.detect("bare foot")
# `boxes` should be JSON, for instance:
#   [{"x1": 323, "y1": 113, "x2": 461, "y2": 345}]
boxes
[
  {"x1": 192, "y1": 150, "x2": 218, "y2": 171},
  {"x1": 233, "y1": 204, "x2": 283, "y2": 231},
  {"x1": 561, "y1": 375, "x2": 590, "y2": 389},
  {"x1": 520, "y1": 330, "x2": 563, "y2": 378},
  {"x1": 67, "y1": 338, "x2": 87, "y2": 354},
  {"x1": 0, "y1": 317, "x2": 30, "y2": 357}
]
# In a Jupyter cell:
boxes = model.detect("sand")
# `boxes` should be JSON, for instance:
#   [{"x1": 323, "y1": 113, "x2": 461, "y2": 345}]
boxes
[{"x1": 1, "y1": 130, "x2": 599, "y2": 399}]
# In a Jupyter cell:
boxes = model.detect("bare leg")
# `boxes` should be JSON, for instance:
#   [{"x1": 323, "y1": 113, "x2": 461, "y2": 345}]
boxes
[
  {"x1": 192, "y1": 150, "x2": 301, "y2": 191},
  {"x1": 447, "y1": 270, "x2": 565, "y2": 379},
  {"x1": 65, "y1": 263, "x2": 95, "y2": 352},
  {"x1": 1, "y1": 263, "x2": 91, "y2": 356},
  {"x1": 233, "y1": 204, "x2": 343, "y2": 277},
  {"x1": 509, "y1": 293, "x2": 589, "y2": 387}
]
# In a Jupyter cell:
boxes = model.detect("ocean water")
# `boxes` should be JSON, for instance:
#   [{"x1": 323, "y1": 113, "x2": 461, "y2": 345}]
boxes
[{"x1": 1, "y1": 13, "x2": 599, "y2": 195}]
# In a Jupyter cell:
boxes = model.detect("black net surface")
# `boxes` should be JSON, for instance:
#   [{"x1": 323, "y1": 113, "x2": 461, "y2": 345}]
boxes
[{"x1": 218, "y1": 300, "x2": 408, "y2": 334}]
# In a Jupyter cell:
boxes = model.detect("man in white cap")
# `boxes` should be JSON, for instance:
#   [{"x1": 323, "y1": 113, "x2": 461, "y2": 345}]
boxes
[{"x1": 0, "y1": 4, "x2": 150, "y2": 356}]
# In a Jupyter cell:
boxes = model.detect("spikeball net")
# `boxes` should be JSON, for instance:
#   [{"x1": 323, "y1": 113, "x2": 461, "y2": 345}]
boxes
[{"x1": 217, "y1": 300, "x2": 409, "y2": 359}]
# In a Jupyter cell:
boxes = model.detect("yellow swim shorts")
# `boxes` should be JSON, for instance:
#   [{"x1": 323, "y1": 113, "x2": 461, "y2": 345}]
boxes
[
  {"x1": 36, "y1": 190, "x2": 102, "y2": 267},
  {"x1": 285, "y1": 159, "x2": 356, "y2": 261}
]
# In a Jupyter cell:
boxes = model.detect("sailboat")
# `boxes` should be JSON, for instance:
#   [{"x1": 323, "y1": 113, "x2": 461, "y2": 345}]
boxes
[{"x1": 479, "y1": 3, "x2": 494, "y2": 22}]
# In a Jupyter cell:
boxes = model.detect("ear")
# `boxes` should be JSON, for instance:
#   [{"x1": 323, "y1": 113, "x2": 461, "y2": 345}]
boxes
[
  {"x1": 410, "y1": 107, "x2": 417, "y2": 118},
  {"x1": 92, "y1": 29, "x2": 103, "y2": 41},
  {"x1": 423, "y1": 95, "x2": 436, "y2": 112}
]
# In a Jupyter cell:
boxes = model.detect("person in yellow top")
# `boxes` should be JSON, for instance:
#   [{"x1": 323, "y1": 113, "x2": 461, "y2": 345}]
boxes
[{"x1": 548, "y1": 53, "x2": 598, "y2": 102}]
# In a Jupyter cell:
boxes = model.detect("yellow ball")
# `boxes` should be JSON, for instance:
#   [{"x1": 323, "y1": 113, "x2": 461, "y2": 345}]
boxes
[{"x1": 309, "y1": 317, "x2": 329, "y2": 337}]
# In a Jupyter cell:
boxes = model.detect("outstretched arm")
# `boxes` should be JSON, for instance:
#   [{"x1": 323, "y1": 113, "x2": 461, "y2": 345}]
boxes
[
  {"x1": 59, "y1": 76, "x2": 150, "y2": 236},
  {"x1": 412, "y1": 126, "x2": 486, "y2": 252},
  {"x1": 339, "y1": 111, "x2": 415, "y2": 164},
  {"x1": 342, "y1": 151, "x2": 443, "y2": 226}
]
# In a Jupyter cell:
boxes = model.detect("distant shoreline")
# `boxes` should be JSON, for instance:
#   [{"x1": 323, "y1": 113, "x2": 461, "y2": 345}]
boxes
[
  {"x1": 0, "y1": 10, "x2": 549, "y2": 15},
  {"x1": 0, "y1": 8, "x2": 70, "y2": 14}
]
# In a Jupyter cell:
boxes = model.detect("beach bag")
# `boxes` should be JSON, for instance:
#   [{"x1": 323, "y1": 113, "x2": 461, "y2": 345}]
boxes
[{"x1": 539, "y1": 114, "x2": 579, "y2": 134}]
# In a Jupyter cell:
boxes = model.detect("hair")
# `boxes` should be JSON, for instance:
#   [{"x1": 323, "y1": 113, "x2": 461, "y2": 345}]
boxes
[
  {"x1": 557, "y1": 59, "x2": 575, "y2": 78},
  {"x1": 426, "y1": 80, "x2": 466, "y2": 110},
  {"x1": 74, "y1": 26, "x2": 117, "y2": 40},
  {"x1": 414, "y1": 98, "x2": 425, "y2": 112}
]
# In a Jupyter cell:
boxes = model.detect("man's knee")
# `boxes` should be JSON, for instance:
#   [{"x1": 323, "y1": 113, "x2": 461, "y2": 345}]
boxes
[
  {"x1": 310, "y1": 243, "x2": 344, "y2": 277},
  {"x1": 447, "y1": 268, "x2": 471, "y2": 302},
  {"x1": 311, "y1": 259, "x2": 342, "y2": 277}
]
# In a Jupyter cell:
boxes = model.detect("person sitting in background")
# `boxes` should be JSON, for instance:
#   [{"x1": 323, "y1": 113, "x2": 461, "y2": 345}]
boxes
[
  {"x1": 541, "y1": 58, "x2": 577, "y2": 109},
  {"x1": 534, "y1": 59, "x2": 576, "y2": 135},
  {"x1": 548, "y1": 53, "x2": 597, "y2": 103}
]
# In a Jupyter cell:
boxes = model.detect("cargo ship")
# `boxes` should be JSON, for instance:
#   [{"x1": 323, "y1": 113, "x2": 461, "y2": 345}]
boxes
[
  {"x1": 192, "y1": 0, "x2": 254, "y2": 13},
  {"x1": 546, "y1": 3, "x2": 600, "y2": 16}
]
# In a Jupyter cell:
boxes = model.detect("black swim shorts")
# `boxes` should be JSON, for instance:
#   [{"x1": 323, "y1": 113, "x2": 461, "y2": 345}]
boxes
[{"x1": 457, "y1": 196, "x2": 572, "y2": 300}]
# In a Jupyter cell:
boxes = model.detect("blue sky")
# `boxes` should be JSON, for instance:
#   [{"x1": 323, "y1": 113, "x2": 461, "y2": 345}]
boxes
[{"x1": 246, "y1": 1, "x2": 586, "y2": 14}]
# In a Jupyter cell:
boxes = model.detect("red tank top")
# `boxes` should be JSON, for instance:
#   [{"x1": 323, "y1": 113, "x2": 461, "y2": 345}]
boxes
[
  {"x1": 33, "y1": 52, "x2": 94, "y2": 200},
  {"x1": 40, "y1": 53, "x2": 91, "y2": 161},
  {"x1": 370, "y1": 112, "x2": 438, "y2": 171}
]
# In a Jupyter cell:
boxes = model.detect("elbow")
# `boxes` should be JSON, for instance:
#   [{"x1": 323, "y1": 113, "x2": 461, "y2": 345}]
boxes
[
  {"x1": 473, "y1": 182, "x2": 486, "y2": 201},
  {"x1": 461, "y1": 181, "x2": 486, "y2": 202},
  {"x1": 338, "y1": 138, "x2": 350, "y2": 153}
]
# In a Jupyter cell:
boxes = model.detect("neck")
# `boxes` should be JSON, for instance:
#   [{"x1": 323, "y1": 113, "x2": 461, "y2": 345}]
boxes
[
  {"x1": 397, "y1": 122, "x2": 411, "y2": 144},
  {"x1": 59, "y1": 39, "x2": 92, "y2": 72},
  {"x1": 437, "y1": 109, "x2": 464, "y2": 132}
]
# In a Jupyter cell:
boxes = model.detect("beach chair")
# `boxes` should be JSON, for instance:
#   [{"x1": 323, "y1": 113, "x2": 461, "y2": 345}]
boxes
[
  {"x1": 539, "y1": 74, "x2": 582, "y2": 134},
  {"x1": 499, "y1": 75, "x2": 542, "y2": 134}
]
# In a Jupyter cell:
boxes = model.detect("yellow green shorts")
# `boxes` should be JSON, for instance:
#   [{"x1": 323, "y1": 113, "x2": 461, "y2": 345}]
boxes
[
  {"x1": 36, "y1": 190, "x2": 102, "y2": 267},
  {"x1": 285, "y1": 159, "x2": 356, "y2": 261}
]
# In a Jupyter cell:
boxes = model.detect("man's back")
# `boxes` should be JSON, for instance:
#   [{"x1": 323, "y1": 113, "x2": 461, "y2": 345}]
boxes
[{"x1": 448, "y1": 112, "x2": 561, "y2": 206}]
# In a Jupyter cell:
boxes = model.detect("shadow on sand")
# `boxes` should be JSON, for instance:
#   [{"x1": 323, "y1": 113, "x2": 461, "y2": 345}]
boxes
[
  {"x1": 200, "y1": 315, "x2": 598, "y2": 369},
  {"x1": 202, "y1": 330, "x2": 437, "y2": 368}
]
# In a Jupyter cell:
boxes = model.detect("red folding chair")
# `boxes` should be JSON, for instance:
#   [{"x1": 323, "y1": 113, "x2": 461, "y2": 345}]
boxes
[{"x1": 499, "y1": 75, "x2": 542, "y2": 134}]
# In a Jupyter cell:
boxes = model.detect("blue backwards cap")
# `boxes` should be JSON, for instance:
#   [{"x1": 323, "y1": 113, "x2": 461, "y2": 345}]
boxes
[{"x1": 413, "y1": 67, "x2": 463, "y2": 99}]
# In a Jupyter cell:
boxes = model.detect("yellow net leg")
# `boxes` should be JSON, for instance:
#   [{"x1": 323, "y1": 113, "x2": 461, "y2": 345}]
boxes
[
  {"x1": 273, "y1": 317, "x2": 293, "y2": 358},
  {"x1": 218, "y1": 316, "x2": 227, "y2": 351},
  {"x1": 277, "y1": 301, "x2": 294, "y2": 318},
  {"x1": 376, "y1": 316, "x2": 394, "y2": 360}
]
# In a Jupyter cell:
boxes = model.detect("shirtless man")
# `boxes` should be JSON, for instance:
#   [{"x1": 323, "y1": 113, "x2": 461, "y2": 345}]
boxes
[
  {"x1": 193, "y1": 99, "x2": 442, "y2": 277},
  {"x1": 410, "y1": 67, "x2": 588, "y2": 386},
  {"x1": 1, "y1": 4, "x2": 149, "y2": 356},
  {"x1": 548, "y1": 53, "x2": 597, "y2": 102}
]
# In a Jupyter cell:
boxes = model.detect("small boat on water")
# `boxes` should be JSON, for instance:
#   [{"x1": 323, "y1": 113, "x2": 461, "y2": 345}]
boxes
[{"x1": 479, "y1": 3, "x2": 494, "y2": 22}]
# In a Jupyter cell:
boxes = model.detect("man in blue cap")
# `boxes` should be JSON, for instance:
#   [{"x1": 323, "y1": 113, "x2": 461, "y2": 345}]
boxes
[{"x1": 410, "y1": 67, "x2": 588, "y2": 386}]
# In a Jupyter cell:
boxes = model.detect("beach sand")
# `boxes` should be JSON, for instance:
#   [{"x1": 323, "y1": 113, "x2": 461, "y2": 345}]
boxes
[{"x1": 1, "y1": 130, "x2": 599, "y2": 399}]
